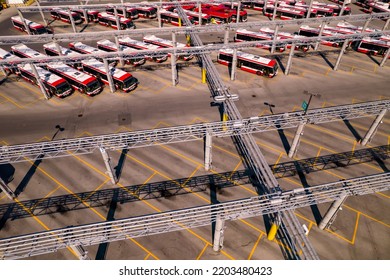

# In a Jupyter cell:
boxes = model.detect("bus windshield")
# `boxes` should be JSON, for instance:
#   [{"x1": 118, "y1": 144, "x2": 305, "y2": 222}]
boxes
[
  {"x1": 85, "y1": 80, "x2": 101, "y2": 94},
  {"x1": 122, "y1": 76, "x2": 138, "y2": 90},
  {"x1": 35, "y1": 27, "x2": 48, "y2": 35},
  {"x1": 123, "y1": 21, "x2": 134, "y2": 29},
  {"x1": 270, "y1": 64, "x2": 279, "y2": 75},
  {"x1": 74, "y1": 14, "x2": 82, "y2": 22},
  {"x1": 56, "y1": 82, "x2": 72, "y2": 96}
]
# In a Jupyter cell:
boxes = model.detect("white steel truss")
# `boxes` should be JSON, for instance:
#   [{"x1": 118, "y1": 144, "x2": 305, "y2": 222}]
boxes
[{"x1": 0, "y1": 172, "x2": 388, "y2": 260}]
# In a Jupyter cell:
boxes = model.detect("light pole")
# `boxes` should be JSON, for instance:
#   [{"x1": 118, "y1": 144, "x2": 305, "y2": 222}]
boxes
[{"x1": 303, "y1": 91, "x2": 321, "y2": 115}]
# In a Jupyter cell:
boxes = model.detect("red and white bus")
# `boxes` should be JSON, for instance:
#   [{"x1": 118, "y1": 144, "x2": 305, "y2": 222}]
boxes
[
  {"x1": 364, "y1": 0, "x2": 390, "y2": 13},
  {"x1": 311, "y1": 2, "x2": 352, "y2": 15},
  {"x1": 355, "y1": 36, "x2": 390, "y2": 56},
  {"x1": 234, "y1": 29, "x2": 285, "y2": 52},
  {"x1": 50, "y1": 9, "x2": 83, "y2": 24},
  {"x1": 96, "y1": 39, "x2": 146, "y2": 66},
  {"x1": 293, "y1": 2, "x2": 332, "y2": 17},
  {"x1": 0, "y1": 47, "x2": 73, "y2": 98},
  {"x1": 69, "y1": 41, "x2": 117, "y2": 66},
  {"x1": 136, "y1": 6, "x2": 157, "y2": 18},
  {"x1": 263, "y1": 5, "x2": 308, "y2": 19},
  {"x1": 201, "y1": 3, "x2": 248, "y2": 22},
  {"x1": 336, "y1": 22, "x2": 380, "y2": 33},
  {"x1": 97, "y1": 12, "x2": 135, "y2": 30},
  {"x1": 43, "y1": 42, "x2": 83, "y2": 70},
  {"x1": 11, "y1": 16, "x2": 50, "y2": 35},
  {"x1": 259, "y1": 27, "x2": 310, "y2": 52},
  {"x1": 106, "y1": 6, "x2": 139, "y2": 19},
  {"x1": 159, "y1": 10, "x2": 194, "y2": 26},
  {"x1": 194, "y1": 6, "x2": 233, "y2": 24},
  {"x1": 10, "y1": 44, "x2": 102, "y2": 96},
  {"x1": 181, "y1": 9, "x2": 211, "y2": 25},
  {"x1": 143, "y1": 35, "x2": 193, "y2": 61},
  {"x1": 72, "y1": 9, "x2": 100, "y2": 22},
  {"x1": 118, "y1": 37, "x2": 168, "y2": 63},
  {"x1": 298, "y1": 25, "x2": 344, "y2": 47},
  {"x1": 217, "y1": 49, "x2": 278, "y2": 78}
]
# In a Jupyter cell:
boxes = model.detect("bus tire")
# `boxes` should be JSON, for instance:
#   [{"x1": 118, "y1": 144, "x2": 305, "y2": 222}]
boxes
[
  {"x1": 256, "y1": 71, "x2": 263, "y2": 76},
  {"x1": 332, "y1": 43, "x2": 338, "y2": 47}
]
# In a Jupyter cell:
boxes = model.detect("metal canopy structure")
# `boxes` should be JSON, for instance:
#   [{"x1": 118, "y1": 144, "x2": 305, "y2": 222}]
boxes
[
  {"x1": 1, "y1": 99, "x2": 388, "y2": 164},
  {"x1": 0, "y1": 172, "x2": 388, "y2": 260}
]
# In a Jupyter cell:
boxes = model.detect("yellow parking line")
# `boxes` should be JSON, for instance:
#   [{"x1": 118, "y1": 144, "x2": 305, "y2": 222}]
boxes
[
  {"x1": 134, "y1": 172, "x2": 156, "y2": 194},
  {"x1": 272, "y1": 152, "x2": 284, "y2": 173},
  {"x1": 144, "y1": 253, "x2": 150, "y2": 260},
  {"x1": 247, "y1": 233, "x2": 264, "y2": 260},
  {"x1": 351, "y1": 212, "x2": 361, "y2": 245},
  {"x1": 343, "y1": 205, "x2": 390, "y2": 229},
  {"x1": 30, "y1": 185, "x2": 62, "y2": 210},
  {"x1": 0, "y1": 93, "x2": 24, "y2": 109},
  {"x1": 196, "y1": 243, "x2": 209, "y2": 260},
  {"x1": 83, "y1": 178, "x2": 110, "y2": 201},
  {"x1": 229, "y1": 159, "x2": 243, "y2": 179},
  {"x1": 0, "y1": 194, "x2": 6, "y2": 201},
  {"x1": 376, "y1": 192, "x2": 390, "y2": 199}
]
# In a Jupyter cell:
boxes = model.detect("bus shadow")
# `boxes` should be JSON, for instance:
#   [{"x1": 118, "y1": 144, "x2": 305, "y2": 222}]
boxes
[
  {"x1": 367, "y1": 54, "x2": 381, "y2": 66},
  {"x1": 318, "y1": 52, "x2": 334, "y2": 69},
  {"x1": 274, "y1": 56, "x2": 286, "y2": 73},
  {"x1": 343, "y1": 119, "x2": 362, "y2": 142},
  {"x1": 14, "y1": 155, "x2": 44, "y2": 197}
]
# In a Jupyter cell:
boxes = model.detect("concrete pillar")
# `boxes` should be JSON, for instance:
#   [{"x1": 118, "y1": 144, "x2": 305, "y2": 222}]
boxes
[
  {"x1": 379, "y1": 47, "x2": 390, "y2": 67},
  {"x1": 36, "y1": 0, "x2": 48, "y2": 26},
  {"x1": 224, "y1": 29, "x2": 229, "y2": 45},
  {"x1": 99, "y1": 147, "x2": 118, "y2": 185},
  {"x1": 205, "y1": 130, "x2": 212, "y2": 171},
  {"x1": 30, "y1": 63, "x2": 50, "y2": 100},
  {"x1": 271, "y1": 25, "x2": 280, "y2": 54},
  {"x1": 114, "y1": 36, "x2": 125, "y2": 66},
  {"x1": 213, "y1": 215, "x2": 225, "y2": 251},
  {"x1": 53, "y1": 40, "x2": 63, "y2": 56},
  {"x1": 103, "y1": 59, "x2": 116, "y2": 93},
  {"x1": 306, "y1": 0, "x2": 313, "y2": 18},
  {"x1": 68, "y1": 9, "x2": 77, "y2": 33},
  {"x1": 236, "y1": 1, "x2": 241, "y2": 23},
  {"x1": 285, "y1": 43, "x2": 295, "y2": 75},
  {"x1": 0, "y1": 177, "x2": 16, "y2": 200},
  {"x1": 339, "y1": 0, "x2": 347, "y2": 16},
  {"x1": 272, "y1": 0, "x2": 278, "y2": 21},
  {"x1": 114, "y1": 8, "x2": 121, "y2": 30},
  {"x1": 230, "y1": 49, "x2": 238, "y2": 81},
  {"x1": 198, "y1": 2, "x2": 202, "y2": 25},
  {"x1": 362, "y1": 18, "x2": 371, "y2": 33},
  {"x1": 70, "y1": 245, "x2": 89, "y2": 260},
  {"x1": 171, "y1": 32, "x2": 177, "y2": 86},
  {"x1": 288, "y1": 122, "x2": 305, "y2": 158},
  {"x1": 333, "y1": 39, "x2": 349, "y2": 71},
  {"x1": 314, "y1": 22, "x2": 326, "y2": 51},
  {"x1": 361, "y1": 109, "x2": 387, "y2": 146},
  {"x1": 83, "y1": 9, "x2": 89, "y2": 24},
  {"x1": 318, "y1": 194, "x2": 347, "y2": 230},
  {"x1": 383, "y1": 18, "x2": 390, "y2": 31},
  {"x1": 157, "y1": 6, "x2": 162, "y2": 28},
  {"x1": 17, "y1": 9, "x2": 31, "y2": 35}
]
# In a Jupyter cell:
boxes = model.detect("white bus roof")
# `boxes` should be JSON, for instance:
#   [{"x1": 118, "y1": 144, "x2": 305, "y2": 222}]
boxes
[
  {"x1": 119, "y1": 37, "x2": 161, "y2": 50},
  {"x1": 43, "y1": 42, "x2": 80, "y2": 56},
  {"x1": 220, "y1": 48, "x2": 274, "y2": 66},
  {"x1": 70, "y1": 42, "x2": 107, "y2": 55},
  {"x1": 11, "y1": 16, "x2": 44, "y2": 29},
  {"x1": 362, "y1": 36, "x2": 390, "y2": 46},
  {"x1": 11, "y1": 44, "x2": 47, "y2": 58},
  {"x1": 82, "y1": 58, "x2": 130, "y2": 80},
  {"x1": 336, "y1": 22, "x2": 380, "y2": 33},
  {"x1": 237, "y1": 28, "x2": 272, "y2": 38},
  {"x1": 182, "y1": 9, "x2": 210, "y2": 18},
  {"x1": 97, "y1": 39, "x2": 139, "y2": 52},
  {"x1": 98, "y1": 12, "x2": 131, "y2": 22},
  {"x1": 0, "y1": 48, "x2": 17, "y2": 60},
  {"x1": 20, "y1": 64, "x2": 66, "y2": 85},
  {"x1": 51, "y1": 8, "x2": 78, "y2": 16},
  {"x1": 47, "y1": 62, "x2": 95, "y2": 83},
  {"x1": 143, "y1": 35, "x2": 186, "y2": 48}
]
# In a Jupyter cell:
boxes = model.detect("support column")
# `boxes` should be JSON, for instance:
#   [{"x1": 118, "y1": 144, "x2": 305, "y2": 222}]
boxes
[
  {"x1": 70, "y1": 245, "x2": 89, "y2": 260},
  {"x1": 383, "y1": 18, "x2": 390, "y2": 31},
  {"x1": 362, "y1": 18, "x2": 371, "y2": 33},
  {"x1": 288, "y1": 122, "x2": 305, "y2": 158},
  {"x1": 205, "y1": 130, "x2": 212, "y2": 171},
  {"x1": 68, "y1": 9, "x2": 77, "y2": 33},
  {"x1": 361, "y1": 109, "x2": 387, "y2": 146},
  {"x1": 270, "y1": 25, "x2": 280, "y2": 54},
  {"x1": 17, "y1": 9, "x2": 31, "y2": 35},
  {"x1": 306, "y1": 0, "x2": 313, "y2": 18},
  {"x1": 30, "y1": 63, "x2": 50, "y2": 100},
  {"x1": 236, "y1": 1, "x2": 241, "y2": 23},
  {"x1": 114, "y1": 8, "x2": 121, "y2": 30},
  {"x1": 272, "y1": 0, "x2": 278, "y2": 21},
  {"x1": 314, "y1": 22, "x2": 326, "y2": 51},
  {"x1": 36, "y1": 0, "x2": 48, "y2": 26},
  {"x1": 103, "y1": 59, "x2": 116, "y2": 93},
  {"x1": 171, "y1": 32, "x2": 178, "y2": 86},
  {"x1": 100, "y1": 147, "x2": 118, "y2": 184},
  {"x1": 157, "y1": 6, "x2": 162, "y2": 28},
  {"x1": 53, "y1": 40, "x2": 63, "y2": 56},
  {"x1": 198, "y1": 2, "x2": 202, "y2": 25},
  {"x1": 285, "y1": 43, "x2": 295, "y2": 75},
  {"x1": 339, "y1": 0, "x2": 347, "y2": 16},
  {"x1": 213, "y1": 215, "x2": 225, "y2": 251},
  {"x1": 318, "y1": 194, "x2": 347, "y2": 230},
  {"x1": 379, "y1": 47, "x2": 390, "y2": 67},
  {"x1": 83, "y1": 9, "x2": 89, "y2": 24},
  {"x1": 0, "y1": 177, "x2": 16, "y2": 200},
  {"x1": 333, "y1": 39, "x2": 349, "y2": 71},
  {"x1": 224, "y1": 29, "x2": 229, "y2": 45},
  {"x1": 114, "y1": 36, "x2": 124, "y2": 66},
  {"x1": 230, "y1": 49, "x2": 237, "y2": 81}
]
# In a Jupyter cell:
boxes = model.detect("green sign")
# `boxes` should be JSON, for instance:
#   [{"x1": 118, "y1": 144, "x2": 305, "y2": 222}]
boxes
[{"x1": 301, "y1": 100, "x2": 308, "y2": 111}]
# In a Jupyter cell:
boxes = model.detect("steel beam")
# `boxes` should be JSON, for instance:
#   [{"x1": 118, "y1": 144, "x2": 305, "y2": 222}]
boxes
[
  {"x1": 70, "y1": 245, "x2": 89, "y2": 260},
  {"x1": 17, "y1": 9, "x2": 31, "y2": 35},
  {"x1": 171, "y1": 32, "x2": 178, "y2": 86},
  {"x1": 361, "y1": 109, "x2": 387, "y2": 146},
  {"x1": 318, "y1": 194, "x2": 347, "y2": 230},
  {"x1": 114, "y1": 7, "x2": 121, "y2": 31},
  {"x1": 68, "y1": 9, "x2": 77, "y2": 33},
  {"x1": 307, "y1": 0, "x2": 314, "y2": 19},
  {"x1": 224, "y1": 29, "x2": 229, "y2": 45},
  {"x1": 270, "y1": 25, "x2": 279, "y2": 54},
  {"x1": 333, "y1": 38, "x2": 349, "y2": 71},
  {"x1": 213, "y1": 215, "x2": 225, "y2": 251},
  {"x1": 288, "y1": 122, "x2": 305, "y2": 158},
  {"x1": 114, "y1": 36, "x2": 124, "y2": 66},
  {"x1": 314, "y1": 22, "x2": 326, "y2": 51},
  {"x1": 230, "y1": 48, "x2": 237, "y2": 81},
  {"x1": 99, "y1": 147, "x2": 118, "y2": 185},
  {"x1": 204, "y1": 130, "x2": 212, "y2": 171},
  {"x1": 103, "y1": 59, "x2": 116, "y2": 93},
  {"x1": 236, "y1": 1, "x2": 241, "y2": 23},
  {"x1": 30, "y1": 63, "x2": 50, "y2": 100},
  {"x1": 82, "y1": 9, "x2": 89, "y2": 24},
  {"x1": 285, "y1": 43, "x2": 295, "y2": 75},
  {"x1": 0, "y1": 177, "x2": 16, "y2": 200},
  {"x1": 272, "y1": 0, "x2": 278, "y2": 21}
]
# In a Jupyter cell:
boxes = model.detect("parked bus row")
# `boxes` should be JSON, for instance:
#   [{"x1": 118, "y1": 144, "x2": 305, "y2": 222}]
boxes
[{"x1": 356, "y1": 0, "x2": 390, "y2": 13}]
